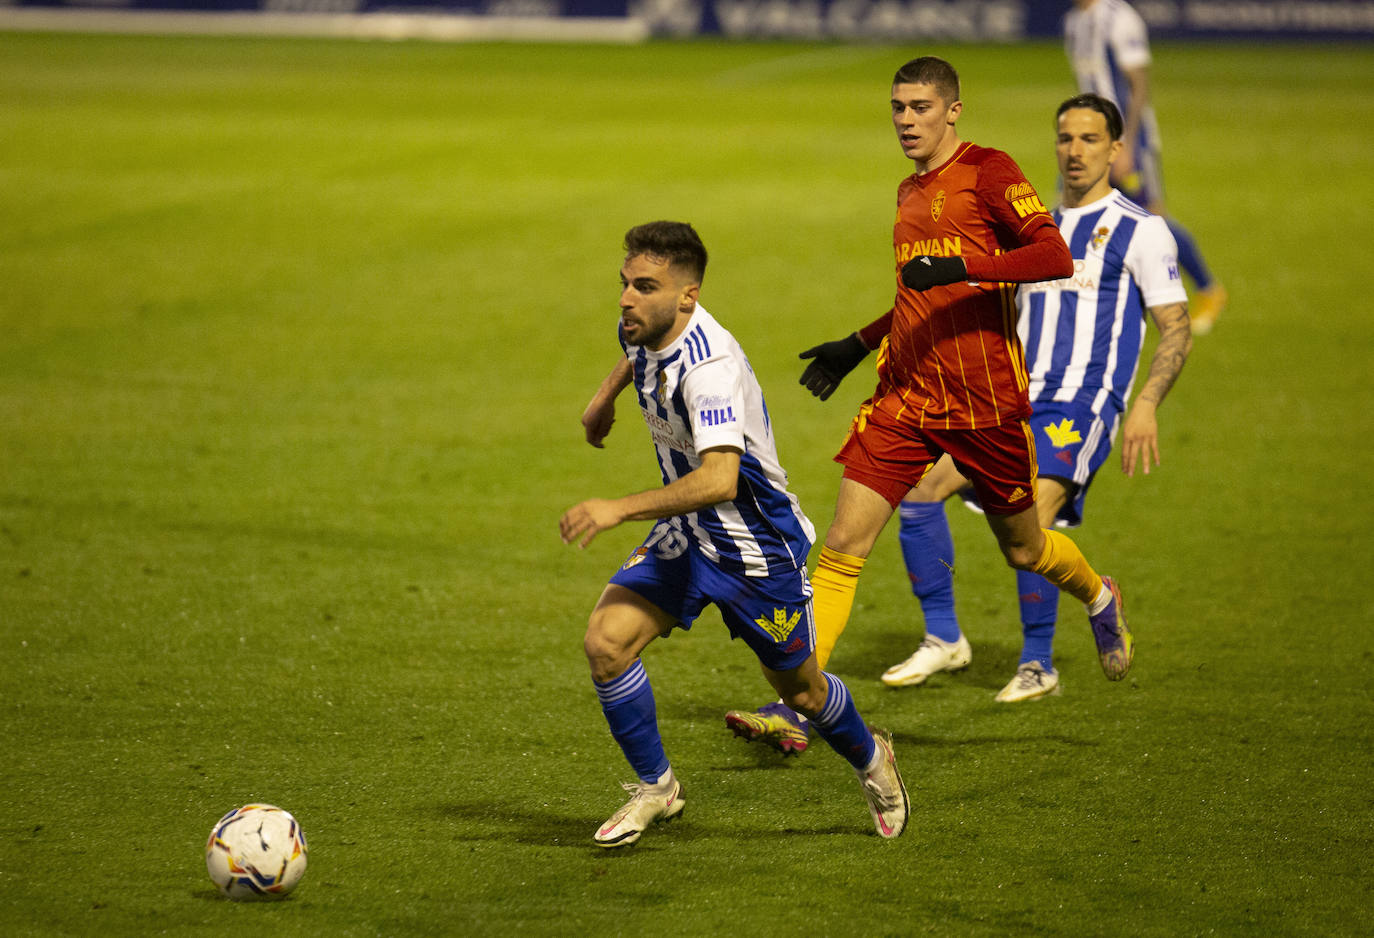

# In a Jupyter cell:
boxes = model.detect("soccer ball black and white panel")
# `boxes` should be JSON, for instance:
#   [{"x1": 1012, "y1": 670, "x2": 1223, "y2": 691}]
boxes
[{"x1": 204, "y1": 803, "x2": 308, "y2": 900}]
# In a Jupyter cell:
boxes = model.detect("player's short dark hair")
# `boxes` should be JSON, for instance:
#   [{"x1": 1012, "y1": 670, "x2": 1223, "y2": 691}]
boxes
[
  {"x1": 892, "y1": 56, "x2": 960, "y2": 105},
  {"x1": 623, "y1": 221, "x2": 708, "y2": 284},
  {"x1": 1057, "y1": 93, "x2": 1124, "y2": 141}
]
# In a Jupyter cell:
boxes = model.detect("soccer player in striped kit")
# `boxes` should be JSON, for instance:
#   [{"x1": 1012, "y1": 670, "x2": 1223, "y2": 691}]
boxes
[
  {"x1": 1065, "y1": 0, "x2": 1226, "y2": 333},
  {"x1": 726, "y1": 58, "x2": 1135, "y2": 753},
  {"x1": 746, "y1": 94, "x2": 1190, "y2": 719},
  {"x1": 877, "y1": 92, "x2": 1193, "y2": 702},
  {"x1": 562, "y1": 221, "x2": 908, "y2": 846}
]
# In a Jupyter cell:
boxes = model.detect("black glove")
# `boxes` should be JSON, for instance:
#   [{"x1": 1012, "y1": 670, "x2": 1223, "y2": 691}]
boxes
[
  {"x1": 900, "y1": 255, "x2": 967, "y2": 291},
  {"x1": 799, "y1": 333, "x2": 869, "y2": 401}
]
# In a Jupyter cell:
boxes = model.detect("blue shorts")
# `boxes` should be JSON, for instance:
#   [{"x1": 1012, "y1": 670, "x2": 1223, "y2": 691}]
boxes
[
  {"x1": 1026, "y1": 400, "x2": 1118, "y2": 528},
  {"x1": 609, "y1": 520, "x2": 815, "y2": 672}
]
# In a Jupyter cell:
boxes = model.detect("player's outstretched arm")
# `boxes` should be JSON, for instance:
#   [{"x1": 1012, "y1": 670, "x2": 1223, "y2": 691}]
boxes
[
  {"x1": 582, "y1": 358, "x2": 634, "y2": 448},
  {"x1": 1121, "y1": 300, "x2": 1191, "y2": 477},
  {"x1": 798, "y1": 311, "x2": 891, "y2": 400},
  {"x1": 800, "y1": 334, "x2": 869, "y2": 400},
  {"x1": 561, "y1": 447, "x2": 741, "y2": 549}
]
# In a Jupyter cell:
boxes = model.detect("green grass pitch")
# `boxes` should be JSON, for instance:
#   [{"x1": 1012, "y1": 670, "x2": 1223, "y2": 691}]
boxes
[{"x1": 1, "y1": 31, "x2": 1371, "y2": 936}]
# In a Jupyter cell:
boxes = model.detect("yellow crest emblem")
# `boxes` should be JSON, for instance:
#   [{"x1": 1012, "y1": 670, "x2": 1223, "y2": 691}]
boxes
[
  {"x1": 1044, "y1": 418, "x2": 1082, "y2": 448},
  {"x1": 754, "y1": 608, "x2": 802, "y2": 643},
  {"x1": 931, "y1": 190, "x2": 946, "y2": 222}
]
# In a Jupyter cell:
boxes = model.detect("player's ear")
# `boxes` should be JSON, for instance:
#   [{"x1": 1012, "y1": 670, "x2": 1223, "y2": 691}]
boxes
[
  {"x1": 946, "y1": 100, "x2": 963, "y2": 124},
  {"x1": 679, "y1": 282, "x2": 700, "y2": 312}
]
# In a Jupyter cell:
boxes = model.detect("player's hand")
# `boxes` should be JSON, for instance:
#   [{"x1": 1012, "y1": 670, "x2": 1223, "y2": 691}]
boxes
[
  {"x1": 799, "y1": 333, "x2": 869, "y2": 401},
  {"x1": 581, "y1": 396, "x2": 616, "y2": 448},
  {"x1": 1120, "y1": 401, "x2": 1160, "y2": 477},
  {"x1": 900, "y1": 255, "x2": 967, "y2": 291},
  {"x1": 560, "y1": 498, "x2": 625, "y2": 549}
]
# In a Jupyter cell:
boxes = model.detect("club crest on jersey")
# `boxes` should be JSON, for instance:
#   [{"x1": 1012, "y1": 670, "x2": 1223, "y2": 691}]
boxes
[
  {"x1": 655, "y1": 370, "x2": 668, "y2": 407},
  {"x1": 930, "y1": 189, "x2": 946, "y2": 221},
  {"x1": 622, "y1": 547, "x2": 649, "y2": 570},
  {"x1": 1091, "y1": 226, "x2": 1111, "y2": 251},
  {"x1": 1045, "y1": 418, "x2": 1082, "y2": 448},
  {"x1": 1005, "y1": 181, "x2": 1048, "y2": 219},
  {"x1": 755, "y1": 608, "x2": 802, "y2": 643}
]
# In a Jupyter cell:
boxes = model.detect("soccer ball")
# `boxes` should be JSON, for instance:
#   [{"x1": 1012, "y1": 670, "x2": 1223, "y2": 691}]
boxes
[{"x1": 205, "y1": 803, "x2": 308, "y2": 900}]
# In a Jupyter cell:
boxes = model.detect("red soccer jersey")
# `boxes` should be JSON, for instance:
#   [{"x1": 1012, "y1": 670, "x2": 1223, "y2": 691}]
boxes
[{"x1": 873, "y1": 142, "x2": 1069, "y2": 430}]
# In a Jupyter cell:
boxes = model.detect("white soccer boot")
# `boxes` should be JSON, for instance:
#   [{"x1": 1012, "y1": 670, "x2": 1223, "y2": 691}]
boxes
[
  {"x1": 593, "y1": 775, "x2": 685, "y2": 848},
  {"x1": 994, "y1": 661, "x2": 1062, "y2": 703},
  {"x1": 857, "y1": 728, "x2": 908, "y2": 839},
  {"x1": 881, "y1": 633, "x2": 972, "y2": 687}
]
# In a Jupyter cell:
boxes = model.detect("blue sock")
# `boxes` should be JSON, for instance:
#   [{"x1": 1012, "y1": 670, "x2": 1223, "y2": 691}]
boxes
[
  {"x1": 808, "y1": 672, "x2": 877, "y2": 771},
  {"x1": 594, "y1": 659, "x2": 669, "y2": 783},
  {"x1": 1016, "y1": 569, "x2": 1058, "y2": 670},
  {"x1": 897, "y1": 501, "x2": 960, "y2": 643},
  {"x1": 1165, "y1": 217, "x2": 1214, "y2": 290}
]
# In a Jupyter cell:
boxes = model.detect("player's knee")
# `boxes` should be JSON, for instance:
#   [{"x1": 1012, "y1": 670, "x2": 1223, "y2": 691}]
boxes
[
  {"x1": 583, "y1": 634, "x2": 625, "y2": 684},
  {"x1": 776, "y1": 670, "x2": 829, "y2": 718},
  {"x1": 583, "y1": 615, "x2": 631, "y2": 684},
  {"x1": 779, "y1": 686, "x2": 826, "y2": 719},
  {"x1": 1000, "y1": 541, "x2": 1041, "y2": 571}
]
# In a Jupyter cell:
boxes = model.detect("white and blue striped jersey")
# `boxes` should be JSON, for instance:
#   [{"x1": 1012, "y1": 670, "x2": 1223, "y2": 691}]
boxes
[
  {"x1": 1017, "y1": 189, "x2": 1187, "y2": 414},
  {"x1": 621, "y1": 304, "x2": 815, "y2": 578},
  {"x1": 1064, "y1": 0, "x2": 1162, "y2": 155}
]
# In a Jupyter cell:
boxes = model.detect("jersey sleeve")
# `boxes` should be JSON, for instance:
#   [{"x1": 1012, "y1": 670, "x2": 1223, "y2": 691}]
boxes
[
  {"x1": 858, "y1": 309, "x2": 894, "y2": 349},
  {"x1": 963, "y1": 152, "x2": 1072, "y2": 283},
  {"x1": 1127, "y1": 215, "x2": 1189, "y2": 309},
  {"x1": 680, "y1": 356, "x2": 747, "y2": 456},
  {"x1": 1110, "y1": 7, "x2": 1152, "y2": 70}
]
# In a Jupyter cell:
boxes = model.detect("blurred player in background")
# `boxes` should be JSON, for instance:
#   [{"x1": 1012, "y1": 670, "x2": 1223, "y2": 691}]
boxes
[
  {"x1": 789, "y1": 94, "x2": 1190, "y2": 709},
  {"x1": 561, "y1": 221, "x2": 907, "y2": 846},
  {"x1": 1065, "y1": 0, "x2": 1226, "y2": 334},
  {"x1": 725, "y1": 57, "x2": 1133, "y2": 754}
]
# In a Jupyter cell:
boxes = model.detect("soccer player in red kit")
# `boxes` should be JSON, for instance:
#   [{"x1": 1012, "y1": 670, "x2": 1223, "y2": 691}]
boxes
[{"x1": 727, "y1": 56, "x2": 1134, "y2": 753}]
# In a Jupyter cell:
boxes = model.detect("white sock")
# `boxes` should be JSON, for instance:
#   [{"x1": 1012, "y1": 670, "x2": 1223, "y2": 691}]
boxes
[
  {"x1": 861, "y1": 741, "x2": 886, "y2": 775},
  {"x1": 1087, "y1": 581, "x2": 1112, "y2": 616}
]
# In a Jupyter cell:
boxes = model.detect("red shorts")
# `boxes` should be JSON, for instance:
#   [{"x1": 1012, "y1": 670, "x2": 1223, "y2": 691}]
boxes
[{"x1": 835, "y1": 403, "x2": 1038, "y2": 514}]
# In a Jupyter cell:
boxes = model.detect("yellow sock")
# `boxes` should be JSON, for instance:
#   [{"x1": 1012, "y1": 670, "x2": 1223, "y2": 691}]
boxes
[
  {"x1": 812, "y1": 546, "x2": 866, "y2": 669},
  {"x1": 1031, "y1": 529, "x2": 1102, "y2": 606}
]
